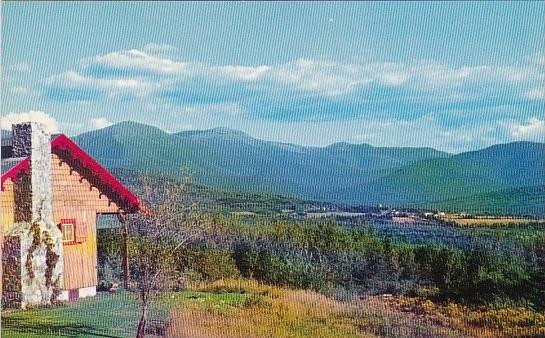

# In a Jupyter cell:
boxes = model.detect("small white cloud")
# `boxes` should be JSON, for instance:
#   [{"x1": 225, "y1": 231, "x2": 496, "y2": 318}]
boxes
[
  {"x1": 87, "y1": 49, "x2": 191, "y2": 76},
  {"x1": 46, "y1": 71, "x2": 155, "y2": 97},
  {"x1": 368, "y1": 63, "x2": 409, "y2": 86},
  {"x1": 10, "y1": 86, "x2": 29, "y2": 95},
  {"x1": 524, "y1": 88, "x2": 544, "y2": 101},
  {"x1": 525, "y1": 52, "x2": 545, "y2": 66},
  {"x1": 273, "y1": 58, "x2": 374, "y2": 97},
  {"x1": 507, "y1": 118, "x2": 545, "y2": 140},
  {"x1": 212, "y1": 65, "x2": 271, "y2": 81},
  {"x1": 1, "y1": 111, "x2": 59, "y2": 133},
  {"x1": 175, "y1": 102, "x2": 246, "y2": 117},
  {"x1": 89, "y1": 118, "x2": 112, "y2": 129},
  {"x1": 9, "y1": 62, "x2": 31, "y2": 73}
]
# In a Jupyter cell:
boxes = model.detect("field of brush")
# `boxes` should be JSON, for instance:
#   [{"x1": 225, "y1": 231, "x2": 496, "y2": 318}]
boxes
[{"x1": 3, "y1": 279, "x2": 544, "y2": 337}]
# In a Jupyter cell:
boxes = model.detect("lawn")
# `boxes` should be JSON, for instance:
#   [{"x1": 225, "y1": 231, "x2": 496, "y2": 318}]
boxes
[{"x1": 2, "y1": 292, "x2": 148, "y2": 338}]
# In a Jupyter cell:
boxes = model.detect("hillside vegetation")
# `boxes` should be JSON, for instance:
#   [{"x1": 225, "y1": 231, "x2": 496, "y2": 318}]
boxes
[{"x1": 73, "y1": 121, "x2": 545, "y2": 216}]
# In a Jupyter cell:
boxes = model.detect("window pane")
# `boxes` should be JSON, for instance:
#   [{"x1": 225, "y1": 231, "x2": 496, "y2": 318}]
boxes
[{"x1": 63, "y1": 224, "x2": 74, "y2": 242}]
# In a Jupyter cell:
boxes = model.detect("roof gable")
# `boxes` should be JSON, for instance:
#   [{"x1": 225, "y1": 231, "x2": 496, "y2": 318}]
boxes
[{"x1": 1, "y1": 134, "x2": 140, "y2": 213}]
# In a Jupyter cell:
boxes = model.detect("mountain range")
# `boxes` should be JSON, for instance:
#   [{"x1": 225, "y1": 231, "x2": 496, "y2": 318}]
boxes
[{"x1": 64, "y1": 121, "x2": 544, "y2": 215}]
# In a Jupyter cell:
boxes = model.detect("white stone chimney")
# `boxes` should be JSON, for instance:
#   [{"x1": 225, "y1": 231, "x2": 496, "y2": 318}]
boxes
[{"x1": 5, "y1": 122, "x2": 64, "y2": 308}]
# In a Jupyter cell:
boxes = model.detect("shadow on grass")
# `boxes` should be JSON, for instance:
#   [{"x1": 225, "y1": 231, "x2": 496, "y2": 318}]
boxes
[{"x1": 3, "y1": 314, "x2": 123, "y2": 338}]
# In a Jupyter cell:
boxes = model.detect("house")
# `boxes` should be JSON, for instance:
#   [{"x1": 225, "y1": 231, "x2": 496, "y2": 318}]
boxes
[{"x1": 1, "y1": 122, "x2": 139, "y2": 308}]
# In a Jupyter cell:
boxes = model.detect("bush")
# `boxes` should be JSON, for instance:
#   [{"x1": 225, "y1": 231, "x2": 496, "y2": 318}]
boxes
[
  {"x1": 409, "y1": 245, "x2": 532, "y2": 304},
  {"x1": 232, "y1": 240, "x2": 332, "y2": 292},
  {"x1": 176, "y1": 248, "x2": 240, "y2": 282}
]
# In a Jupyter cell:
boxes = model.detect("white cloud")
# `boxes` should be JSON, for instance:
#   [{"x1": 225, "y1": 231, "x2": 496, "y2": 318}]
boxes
[
  {"x1": 273, "y1": 59, "x2": 374, "y2": 97},
  {"x1": 526, "y1": 52, "x2": 545, "y2": 66},
  {"x1": 10, "y1": 86, "x2": 29, "y2": 95},
  {"x1": 269, "y1": 58, "x2": 541, "y2": 97},
  {"x1": 212, "y1": 65, "x2": 271, "y2": 81},
  {"x1": 524, "y1": 88, "x2": 544, "y2": 101},
  {"x1": 397, "y1": 62, "x2": 541, "y2": 91},
  {"x1": 9, "y1": 62, "x2": 31, "y2": 73},
  {"x1": 175, "y1": 102, "x2": 246, "y2": 116},
  {"x1": 88, "y1": 48, "x2": 270, "y2": 81},
  {"x1": 46, "y1": 48, "x2": 544, "y2": 113},
  {"x1": 87, "y1": 49, "x2": 192, "y2": 76},
  {"x1": 46, "y1": 71, "x2": 155, "y2": 97},
  {"x1": 1, "y1": 111, "x2": 59, "y2": 133},
  {"x1": 506, "y1": 118, "x2": 545, "y2": 141},
  {"x1": 89, "y1": 117, "x2": 112, "y2": 129}
]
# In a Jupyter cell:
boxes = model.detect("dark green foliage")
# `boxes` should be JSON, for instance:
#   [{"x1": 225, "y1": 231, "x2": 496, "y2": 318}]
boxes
[
  {"x1": 410, "y1": 245, "x2": 531, "y2": 303},
  {"x1": 97, "y1": 216, "x2": 545, "y2": 311},
  {"x1": 233, "y1": 240, "x2": 331, "y2": 291},
  {"x1": 175, "y1": 248, "x2": 240, "y2": 282}
]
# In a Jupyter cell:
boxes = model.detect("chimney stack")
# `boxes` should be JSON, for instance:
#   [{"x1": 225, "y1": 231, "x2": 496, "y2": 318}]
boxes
[
  {"x1": 12, "y1": 123, "x2": 33, "y2": 158},
  {"x1": 12, "y1": 122, "x2": 53, "y2": 225},
  {"x1": 5, "y1": 122, "x2": 63, "y2": 308}
]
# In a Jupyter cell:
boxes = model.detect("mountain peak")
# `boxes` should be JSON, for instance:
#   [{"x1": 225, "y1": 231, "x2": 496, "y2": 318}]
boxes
[
  {"x1": 109, "y1": 121, "x2": 162, "y2": 131},
  {"x1": 75, "y1": 121, "x2": 169, "y2": 140},
  {"x1": 175, "y1": 127, "x2": 252, "y2": 140},
  {"x1": 209, "y1": 127, "x2": 250, "y2": 137},
  {"x1": 328, "y1": 142, "x2": 371, "y2": 149}
]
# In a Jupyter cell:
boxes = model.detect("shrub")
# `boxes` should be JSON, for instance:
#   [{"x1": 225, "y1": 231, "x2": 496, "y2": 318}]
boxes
[{"x1": 176, "y1": 248, "x2": 240, "y2": 282}]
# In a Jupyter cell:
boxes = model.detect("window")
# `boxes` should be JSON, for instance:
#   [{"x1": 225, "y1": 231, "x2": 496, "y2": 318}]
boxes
[
  {"x1": 62, "y1": 223, "x2": 75, "y2": 242},
  {"x1": 60, "y1": 219, "x2": 76, "y2": 244},
  {"x1": 58, "y1": 218, "x2": 87, "y2": 244}
]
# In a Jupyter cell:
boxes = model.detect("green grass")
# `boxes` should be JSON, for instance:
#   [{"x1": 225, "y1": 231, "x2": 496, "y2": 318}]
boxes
[
  {"x1": 1, "y1": 289, "x2": 253, "y2": 338},
  {"x1": 2, "y1": 292, "x2": 153, "y2": 338},
  {"x1": 159, "y1": 290, "x2": 253, "y2": 315}
]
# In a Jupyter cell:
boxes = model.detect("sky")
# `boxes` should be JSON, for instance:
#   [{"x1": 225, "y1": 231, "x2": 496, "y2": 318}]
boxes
[{"x1": 2, "y1": 2, "x2": 544, "y2": 153}]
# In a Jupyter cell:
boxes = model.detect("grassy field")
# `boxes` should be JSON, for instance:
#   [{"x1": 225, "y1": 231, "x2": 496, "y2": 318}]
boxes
[{"x1": 2, "y1": 280, "x2": 544, "y2": 337}]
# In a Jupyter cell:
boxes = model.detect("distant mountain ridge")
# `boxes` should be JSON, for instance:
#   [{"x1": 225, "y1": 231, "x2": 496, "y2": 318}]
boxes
[{"x1": 72, "y1": 121, "x2": 545, "y2": 215}]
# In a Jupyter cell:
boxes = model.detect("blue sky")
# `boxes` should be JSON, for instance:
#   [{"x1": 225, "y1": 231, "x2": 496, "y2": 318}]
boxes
[{"x1": 2, "y1": 2, "x2": 544, "y2": 152}]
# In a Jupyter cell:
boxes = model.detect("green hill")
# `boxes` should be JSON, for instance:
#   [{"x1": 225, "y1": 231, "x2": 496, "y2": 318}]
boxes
[
  {"x1": 418, "y1": 185, "x2": 545, "y2": 216},
  {"x1": 74, "y1": 121, "x2": 448, "y2": 196},
  {"x1": 371, "y1": 141, "x2": 545, "y2": 204},
  {"x1": 72, "y1": 121, "x2": 545, "y2": 215}
]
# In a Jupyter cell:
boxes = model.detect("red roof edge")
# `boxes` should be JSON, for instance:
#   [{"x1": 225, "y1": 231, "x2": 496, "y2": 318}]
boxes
[
  {"x1": 51, "y1": 134, "x2": 140, "y2": 212},
  {"x1": 1, "y1": 134, "x2": 140, "y2": 212},
  {"x1": 1, "y1": 158, "x2": 30, "y2": 189}
]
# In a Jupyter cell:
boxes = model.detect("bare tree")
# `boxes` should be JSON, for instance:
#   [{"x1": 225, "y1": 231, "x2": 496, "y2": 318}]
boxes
[{"x1": 126, "y1": 174, "x2": 210, "y2": 338}]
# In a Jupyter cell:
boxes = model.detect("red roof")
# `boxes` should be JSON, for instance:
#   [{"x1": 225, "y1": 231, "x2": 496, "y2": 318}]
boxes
[{"x1": 1, "y1": 134, "x2": 140, "y2": 213}]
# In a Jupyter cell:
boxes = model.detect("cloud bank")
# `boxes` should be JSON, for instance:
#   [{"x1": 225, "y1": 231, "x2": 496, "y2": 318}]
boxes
[
  {"x1": 23, "y1": 45, "x2": 545, "y2": 151},
  {"x1": 1, "y1": 111, "x2": 59, "y2": 133}
]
